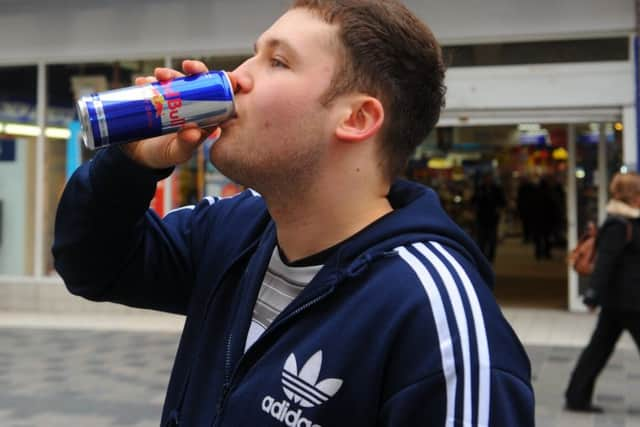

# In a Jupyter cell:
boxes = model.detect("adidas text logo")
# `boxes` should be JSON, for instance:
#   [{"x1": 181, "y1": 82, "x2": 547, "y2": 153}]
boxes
[{"x1": 261, "y1": 396, "x2": 321, "y2": 427}]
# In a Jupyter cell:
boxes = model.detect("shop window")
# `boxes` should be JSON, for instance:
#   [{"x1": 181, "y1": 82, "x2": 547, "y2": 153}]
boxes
[
  {"x1": 43, "y1": 60, "x2": 164, "y2": 275},
  {"x1": 574, "y1": 123, "x2": 624, "y2": 298},
  {"x1": 0, "y1": 66, "x2": 37, "y2": 275}
]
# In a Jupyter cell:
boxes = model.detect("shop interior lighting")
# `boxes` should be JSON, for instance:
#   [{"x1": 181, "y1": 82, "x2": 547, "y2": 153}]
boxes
[
  {"x1": 614, "y1": 122, "x2": 624, "y2": 132},
  {"x1": 518, "y1": 124, "x2": 541, "y2": 132},
  {"x1": 552, "y1": 147, "x2": 569, "y2": 161},
  {"x1": 44, "y1": 127, "x2": 72, "y2": 139},
  {"x1": 4, "y1": 123, "x2": 41, "y2": 137},
  {"x1": 0, "y1": 122, "x2": 71, "y2": 139},
  {"x1": 427, "y1": 157, "x2": 453, "y2": 170}
]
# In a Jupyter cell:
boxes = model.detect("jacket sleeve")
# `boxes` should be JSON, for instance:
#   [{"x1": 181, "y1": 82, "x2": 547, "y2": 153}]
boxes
[
  {"x1": 52, "y1": 147, "x2": 199, "y2": 314},
  {"x1": 588, "y1": 219, "x2": 629, "y2": 306},
  {"x1": 377, "y1": 368, "x2": 534, "y2": 426}
]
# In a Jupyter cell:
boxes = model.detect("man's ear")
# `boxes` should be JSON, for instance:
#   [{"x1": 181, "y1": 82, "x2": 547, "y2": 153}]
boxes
[{"x1": 335, "y1": 96, "x2": 384, "y2": 143}]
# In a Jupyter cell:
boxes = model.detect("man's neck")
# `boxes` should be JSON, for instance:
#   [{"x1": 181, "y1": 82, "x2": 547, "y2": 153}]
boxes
[{"x1": 265, "y1": 185, "x2": 393, "y2": 263}]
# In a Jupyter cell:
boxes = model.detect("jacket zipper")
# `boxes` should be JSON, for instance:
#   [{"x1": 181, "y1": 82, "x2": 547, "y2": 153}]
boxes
[
  {"x1": 212, "y1": 250, "x2": 397, "y2": 425},
  {"x1": 216, "y1": 332, "x2": 234, "y2": 414},
  {"x1": 169, "y1": 241, "x2": 260, "y2": 426},
  {"x1": 213, "y1": 282, "x2": 337, "y2": 426}
]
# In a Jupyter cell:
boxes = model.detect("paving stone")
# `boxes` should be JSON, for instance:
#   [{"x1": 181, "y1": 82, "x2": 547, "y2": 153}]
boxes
[{"x1": 1, "y1": 328, "x2": 639, "y2": 426}]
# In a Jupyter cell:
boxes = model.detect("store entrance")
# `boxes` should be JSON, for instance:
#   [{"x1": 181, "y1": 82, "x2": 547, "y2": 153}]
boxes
[{"x1": 406, "y1": 121, "x2": 623, "y2": 309}]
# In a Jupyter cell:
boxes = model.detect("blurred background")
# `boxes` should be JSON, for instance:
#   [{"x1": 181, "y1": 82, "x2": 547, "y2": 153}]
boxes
[{"x1": 0, "y1": 0, "x2": 638, "y2": 425}]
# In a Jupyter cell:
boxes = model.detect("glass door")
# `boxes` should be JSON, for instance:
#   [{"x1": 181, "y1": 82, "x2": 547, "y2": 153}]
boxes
[{"x1": 568, "y1": 122, "x2": 624, "y2": 311}]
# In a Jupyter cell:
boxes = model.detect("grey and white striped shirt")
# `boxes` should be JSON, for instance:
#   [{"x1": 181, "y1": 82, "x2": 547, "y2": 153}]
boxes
[{"x1": 244, "y1": 247, "x2": 323, "y2": 352}]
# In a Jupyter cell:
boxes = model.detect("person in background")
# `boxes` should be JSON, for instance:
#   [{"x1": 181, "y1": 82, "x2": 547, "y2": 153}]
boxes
[
  {"x1": 516, "y1": 173, "x2": 536, "y2": 244},
  {"x1": 565, "y1": 172, "x2": 640, "y2": 413},
  {"x1": 472, "y1": 171, "x2": 506, "y2": 263},
  {"x1": 530, "y1": 174, "x2": 555, "y2": 260},
  {"x1": 53, "y1": 1, "x2": 534, "y2": 425},
  {"x1": 549, "y1": 172, "x2": 567, "y2": 247}
]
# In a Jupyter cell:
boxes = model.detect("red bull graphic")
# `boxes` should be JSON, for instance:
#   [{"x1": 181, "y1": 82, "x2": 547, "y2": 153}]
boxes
[
  {"x1": 76, "y1": 71, "x2": 235, "y2": 150},
  {"x1": 162, "y1": 81, "x2": 186, "y2": 127},
  {"x1": 150, "y1": 87, "x2": 165, "y2": 119}
]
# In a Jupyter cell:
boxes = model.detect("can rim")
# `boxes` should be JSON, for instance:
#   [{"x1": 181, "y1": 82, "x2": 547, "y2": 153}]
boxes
[
  {"x1": 222, "y1": 71, "x2": 236, "y2": 118},
  {"x1": 76, "y1": 98, "x2": 96, "y2": 150}
]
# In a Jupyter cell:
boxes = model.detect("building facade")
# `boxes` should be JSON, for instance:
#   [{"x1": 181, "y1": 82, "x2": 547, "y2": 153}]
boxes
[{"x1": 0, "y1": 0, "x2": 636, "y2": 311}]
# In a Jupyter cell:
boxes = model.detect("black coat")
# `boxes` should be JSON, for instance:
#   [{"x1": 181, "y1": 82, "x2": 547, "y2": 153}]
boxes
[{"x1": 589, "y1": 216, "x2": 640, "y2": 311}]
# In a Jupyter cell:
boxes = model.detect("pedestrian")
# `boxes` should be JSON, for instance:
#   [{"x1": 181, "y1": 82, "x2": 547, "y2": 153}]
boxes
[
  {"x1": 472, "y1": 171, "x2": 506, "y2": 263},
  {"x1": 565, "y1": 172, "x2": 640, "y2": 413},
  {"x1": 530, "y1": 174, "x2": 555, "y2": 259},
  {"x1": 53, "y1": 1, "x2": 534, "y2": 425},
  {"x1": 517, "y1": 174, "x2": 535, "y2": 243}
]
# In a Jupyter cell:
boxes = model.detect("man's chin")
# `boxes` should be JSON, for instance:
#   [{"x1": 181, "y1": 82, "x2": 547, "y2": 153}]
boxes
[{"x1": 208, "y1": 155, "x2": 248, "y2": 186}]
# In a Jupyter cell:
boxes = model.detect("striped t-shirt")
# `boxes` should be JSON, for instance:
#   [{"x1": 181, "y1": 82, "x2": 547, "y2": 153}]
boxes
[{"x1": 244, "y1": 247, "x2": 323, "y2": 352}]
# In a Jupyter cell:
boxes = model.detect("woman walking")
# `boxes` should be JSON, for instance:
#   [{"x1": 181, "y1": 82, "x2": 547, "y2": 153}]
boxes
[{"x1": 565, "y1": 172, "x2": 640, "y2": 412}]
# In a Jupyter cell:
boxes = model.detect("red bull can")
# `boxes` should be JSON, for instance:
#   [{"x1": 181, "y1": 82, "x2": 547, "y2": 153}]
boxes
[{"x1": 76, "y1": 70, "x2": 236, "y2": 150}]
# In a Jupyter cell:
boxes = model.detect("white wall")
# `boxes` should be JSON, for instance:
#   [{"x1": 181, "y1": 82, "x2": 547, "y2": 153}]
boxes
[
  {"x1": 0, "y1": 138, "x2": 28, "y2": 275},
  {"x1": 405, "y1": 0, "x2": 634, "y2": 44},
  {"x1": 0, "y1": 0, "x2": 634, "y2": 65},
  {"x1": 445, "y1": 61, "x2": 634, "y2": 111},
  {"x1": 0, "y1": 0, "x2": 289, "y2": 64}
]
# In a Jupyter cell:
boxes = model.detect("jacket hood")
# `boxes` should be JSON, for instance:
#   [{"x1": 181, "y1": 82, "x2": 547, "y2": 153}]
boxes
[
  {"x1": 606, "y1": 199, "x2": 640, "y2": 219},
  {"x1": 331, "y1": 179, "x2": 495, "y2": 288}
]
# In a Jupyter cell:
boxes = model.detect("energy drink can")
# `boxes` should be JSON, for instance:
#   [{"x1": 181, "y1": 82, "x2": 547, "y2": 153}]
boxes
[{"x1": 76, "y1": 70, "x2": 236, "y2": 150}]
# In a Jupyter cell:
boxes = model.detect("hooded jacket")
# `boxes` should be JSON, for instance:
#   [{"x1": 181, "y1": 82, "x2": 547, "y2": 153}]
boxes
[
  {"x1": 53, "y1": 147, "x2": 534, "y2": 427},
  {"x1": 588, "y1": 200, "x2": 640, "y2": 311}
]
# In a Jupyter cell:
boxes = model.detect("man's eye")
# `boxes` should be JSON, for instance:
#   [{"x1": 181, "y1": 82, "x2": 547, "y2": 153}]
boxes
[{"x1": 270, "y1": 58, "x2": 287, "y2": 68}]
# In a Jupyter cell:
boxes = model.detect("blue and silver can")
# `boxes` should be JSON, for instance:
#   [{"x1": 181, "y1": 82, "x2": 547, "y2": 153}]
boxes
[{"x1": 76, "y1": 70, "x2": 236, "y2": 150}]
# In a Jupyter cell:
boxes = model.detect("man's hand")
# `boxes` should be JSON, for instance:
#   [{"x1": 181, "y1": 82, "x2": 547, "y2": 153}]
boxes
[{"x1": 120, "y1": 60, "x2": 220, "y2": 169}]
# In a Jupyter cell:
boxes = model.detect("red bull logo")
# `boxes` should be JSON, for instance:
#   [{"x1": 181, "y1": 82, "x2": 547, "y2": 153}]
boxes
[
  {"x1": 149, "y1": 82, "x2": 186, "y2": 127},
  {"x1": 150, "y1": 87, "x2": 165, "y2": 119},
  {"x1": 162, "y1": 81, "x2": 186, "y2": 127}
]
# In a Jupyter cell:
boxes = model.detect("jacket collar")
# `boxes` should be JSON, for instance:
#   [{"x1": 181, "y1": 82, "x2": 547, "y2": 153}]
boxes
[
  {"x1": 303, "y1": 179, "x2": 494, "y2": 289},
  {"x1": 606, "y1": 199, "x2": 640, "y2": 219}
]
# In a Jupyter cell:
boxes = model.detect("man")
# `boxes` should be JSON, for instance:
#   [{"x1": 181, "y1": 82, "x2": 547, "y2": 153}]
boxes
[
  {"x1": 472, "y1": 172, "x2": 506, "y2": 263},
  {"x1": 53, "y1": 1, "x2": 534, "y2": 425}
]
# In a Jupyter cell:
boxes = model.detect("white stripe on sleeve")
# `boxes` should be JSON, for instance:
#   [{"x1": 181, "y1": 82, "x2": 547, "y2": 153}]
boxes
[
  {"x1": 432, "y1": 241, "x2": 491, "y2": 427},
  {"x1": 396, "y1": 246, "x2": 456, "y2": 427},
  {"x1": 414, "y1": 242, "x2": 473, "y2": 426},
  {"x1": 164, "y1": 205, "x2": 195, "y2": 217}
]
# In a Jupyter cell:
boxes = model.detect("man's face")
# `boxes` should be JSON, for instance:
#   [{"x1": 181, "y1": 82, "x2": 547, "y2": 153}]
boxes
[{"x1": 210, "y1": 8, "x2": 342, "y2": 193}]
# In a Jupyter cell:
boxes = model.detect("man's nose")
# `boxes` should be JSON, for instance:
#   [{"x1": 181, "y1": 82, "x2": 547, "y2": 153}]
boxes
[{"x1": 228, "y1": 62, "x2": 253, "y2": 94}]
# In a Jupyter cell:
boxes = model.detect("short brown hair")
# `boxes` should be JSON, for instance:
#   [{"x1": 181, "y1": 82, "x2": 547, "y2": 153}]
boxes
[
  {"x1": 291, "y1": 0, "x2": 446, "y2": 180},
  {"x1": 610, "y1": 172, "x2": 640, "y2": 204}
]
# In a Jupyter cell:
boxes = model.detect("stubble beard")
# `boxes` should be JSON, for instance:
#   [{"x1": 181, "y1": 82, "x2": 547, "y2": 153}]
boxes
[{"x1": 210, "y1": 134, "x2": 325, "y2": 204}]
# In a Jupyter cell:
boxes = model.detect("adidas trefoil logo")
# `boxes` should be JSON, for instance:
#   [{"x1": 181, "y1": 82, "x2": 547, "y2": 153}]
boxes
[
  {"x1": 282, "y1": 350, "x2": 343, "y2": 408},
  {"x1": 261, "y1": 350, "x2": 343, "y2": 427}
]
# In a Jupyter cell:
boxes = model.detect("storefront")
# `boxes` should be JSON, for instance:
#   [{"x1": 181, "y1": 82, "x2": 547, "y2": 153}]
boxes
[
  {"x1": 0, "y1": 56, "x2": 249, "y2": 278},
  {"x1": 407, "y1": 119, "x2": 625, "y2": 311}
]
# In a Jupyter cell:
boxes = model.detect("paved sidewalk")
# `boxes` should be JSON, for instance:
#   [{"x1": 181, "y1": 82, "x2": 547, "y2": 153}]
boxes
[{"x1": 0, "y1": 308, "x2": 638, "y2": 426}]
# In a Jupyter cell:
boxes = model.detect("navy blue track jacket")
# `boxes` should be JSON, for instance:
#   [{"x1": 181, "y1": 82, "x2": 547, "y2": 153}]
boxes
[{"x1": 53, "y1": 147, "x2": 535, "y2": 426}]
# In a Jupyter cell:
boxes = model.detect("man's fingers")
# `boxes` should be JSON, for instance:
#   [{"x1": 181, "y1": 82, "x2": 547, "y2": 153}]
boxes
[
  {"x1": 177, "y1": 126, "x2": 207, "y2": 145},
  {"x1": 148, "y1": 61, "x2": 208, "y2": 86},
  {"x1": 182, "y1": 60, "x2": 209, "y2": 75},
  {"x1": 135, "y1": 76, "x2": 157, "y2": 86},
  {"x1": 176, "y1": 122, "x2": 218, "y2": 146},
  {"x1": 154, "y1": 67, "x2": 185, "y2": 82},
  {"x1": 168, "y1": 126, "x2": 212, "y2": 164}
]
